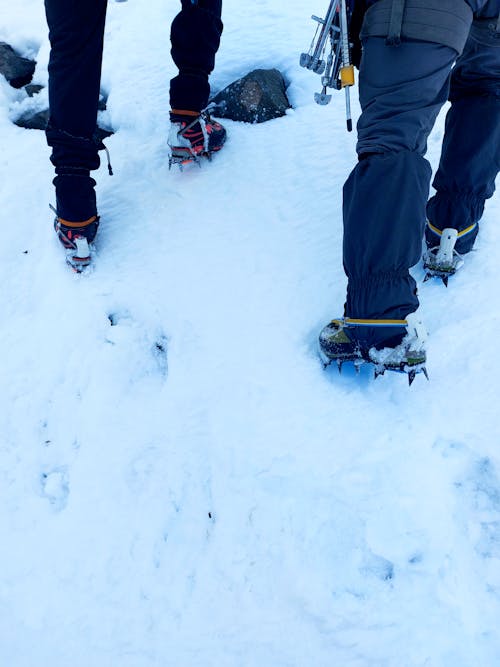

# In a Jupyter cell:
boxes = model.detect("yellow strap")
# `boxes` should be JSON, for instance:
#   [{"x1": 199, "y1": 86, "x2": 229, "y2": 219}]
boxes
[
  {"x1": 457, "y1": 223, "x2": 476, "y2": 238},
  {"x1": 345, "y1": 318, "x2": 407, "y2": 326},
  {"x1": 427, "y1": 221, "x2": 442, "y2": 236},
  {"x1": 427, "y1": 220, "x2": 476, "y2": 238}
]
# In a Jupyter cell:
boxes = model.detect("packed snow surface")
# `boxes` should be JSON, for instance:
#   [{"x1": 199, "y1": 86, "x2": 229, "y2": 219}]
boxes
[{"x1": 1, "y1": 1, "x2": 499, "y2": 666}]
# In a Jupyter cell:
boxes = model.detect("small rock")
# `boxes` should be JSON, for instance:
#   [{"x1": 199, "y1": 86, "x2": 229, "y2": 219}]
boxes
[
  {"x1": 210, "y1": 68, "x2": 291, "y2": 124},
  {"x1": 14, "y1": 108, "x2": 49, "y2": 131},
  {"x1": 25, "y1": 83, "x2": 44, "y2": 97},
  {"x1": 0, "y1": 42, "x2": 36, "y2": 89},
  {"x1": 14, "y1": 108, "x2": 113, "y2": 141}
]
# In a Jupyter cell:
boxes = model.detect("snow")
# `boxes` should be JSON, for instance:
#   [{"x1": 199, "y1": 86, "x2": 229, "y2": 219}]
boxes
[{"x1": 1, "y1": 1, "x2": 500, "y2": 665}]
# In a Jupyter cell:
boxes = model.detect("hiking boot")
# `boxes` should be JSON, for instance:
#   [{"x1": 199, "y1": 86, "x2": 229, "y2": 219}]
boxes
[
  {"x1": 168, "y1": 109, "x2": 226, "y2": 167},
  {"x1": 318, "y1": 318, "x2": 363, "y2": 365},
  {"x1": 318, "y1": 313, "x2": 428, "y2": 383},
  {"x1": 52, "y1": 207, "x2": 99, "y2": 272},
  {"x1": 423, "y1": 226, "x2": 464, "y2": 286}
]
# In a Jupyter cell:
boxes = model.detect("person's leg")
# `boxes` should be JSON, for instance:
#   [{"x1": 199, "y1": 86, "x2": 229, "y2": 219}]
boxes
[
  {"x1": 169, "y1": 0, "x2": 223, "y2": 112},
  {"x1": 45, "y1": 0, "x2": 107, "y2": 223},
  {"x1": 168, "y1": 0, "x2": 225, "y2": 164},
  {"x1": 340, "y1": 37, "x2": 457, "y2": 350},
  {"x1": 426, "y1": 16, "x2": 500, "y2": 255}
]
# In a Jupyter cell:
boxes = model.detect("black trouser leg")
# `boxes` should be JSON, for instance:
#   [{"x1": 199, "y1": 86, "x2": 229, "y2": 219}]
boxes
[
  {"x1": 170, "y1": 0, "x2": 223, "y2": 112},
  {"x1": 44, "y1": 0, "x2": 107, "y2": 221}
]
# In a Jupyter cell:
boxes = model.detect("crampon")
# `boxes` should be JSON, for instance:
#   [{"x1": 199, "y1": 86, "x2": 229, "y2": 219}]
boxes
[
  {"x1": 168, "y1": 110, "x2": 226, "y2": 169},
  {"x1": 318, "y1": 313, "x2": 429, "y2": 386},
  {"x1": 52, "y1": 205, "x2": 98, "y2": 273},
  {"x1": 423, "y1": 227, "x2": 464, "y2": 286}
]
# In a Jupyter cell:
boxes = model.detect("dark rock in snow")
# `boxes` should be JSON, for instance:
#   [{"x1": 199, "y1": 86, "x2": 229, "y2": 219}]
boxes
[
  {"x1": 210, "y1": 68, "x2": 291, "y2": 124},
  {"x1": 0, "y1": 42, "x2": 36, "y2": 89},
  {"x1": 14, "y1": 96, "x2": 113, "y2": 141},
  {"x1": 14, "y1": 109, "x2": 113, "y2": 142},
  {"x1": 25, "y1": 83, "x2": 44, "y2": 97},
  {"x1": 14, "y1": 108, "x2": 49, "y2": 131},
  {"x1": 22, "y1": 84, "x2": 106, "y2": 107},
  {"x1": 14, "y1": 85, "x2": 111, "y2": 138}
]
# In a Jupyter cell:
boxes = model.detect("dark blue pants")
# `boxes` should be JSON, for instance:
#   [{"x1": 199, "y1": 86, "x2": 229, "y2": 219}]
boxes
[
  {"x1": 44, "y1": 0, "x2": 223, "y2": 221},
  {"x1": 343, "y1": 2, "x2": 499, "y2": 346},
  {"x1": 426, "y1": 19, "x2": 500, "y2": 253}
]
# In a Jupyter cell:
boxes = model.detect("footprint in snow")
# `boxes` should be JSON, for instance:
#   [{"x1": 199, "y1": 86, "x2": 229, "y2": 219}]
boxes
[
  {"x1": 106, "y1": 310, "x2": 169, "y2": 379},
  {"x1": 360, "y1": 550, "x2": 395, "y2": 582},
  {"x1": 41, "y1": 466, "x2": 70, "y2": 511},
  {"x1": 467, "y1": 457, "x2": 500, "y2": 559}
]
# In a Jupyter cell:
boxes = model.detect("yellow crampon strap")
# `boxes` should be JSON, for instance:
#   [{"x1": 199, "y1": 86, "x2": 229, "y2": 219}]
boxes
[
  {"x1": 331, "y1": 318, "x2": 408, "y2": 327},
  {"x1": 426, "y1": 220, "x2": 477, "y2": 238}
]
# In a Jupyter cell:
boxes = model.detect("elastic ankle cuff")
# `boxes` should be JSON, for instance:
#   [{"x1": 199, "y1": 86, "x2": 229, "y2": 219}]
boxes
[{"x1": 347, "y1": 270, "x2": 409, "y2": 290}]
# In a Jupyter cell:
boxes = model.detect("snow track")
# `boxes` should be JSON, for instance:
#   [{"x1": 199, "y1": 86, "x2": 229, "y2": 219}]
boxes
[{"x1": 1, "y1": 1, "x2": 499, "y2": 665}]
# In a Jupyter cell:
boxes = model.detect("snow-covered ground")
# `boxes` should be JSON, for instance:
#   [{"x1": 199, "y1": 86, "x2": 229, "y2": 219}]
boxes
[{"x1": 1, "y1": 1, "x2": 499, "y2": 665}]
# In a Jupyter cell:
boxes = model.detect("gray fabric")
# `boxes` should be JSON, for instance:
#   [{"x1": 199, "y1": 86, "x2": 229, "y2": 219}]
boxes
[
  {"x1": 338, "y1": 0, "x2": 500, "y2": 330},
  {"x1": 342, "y1": 37, "x2": 458, "y2": 325},
  {"x1": 365, "y1": 0, "x2": 499, "y2": 17},
  {"x1": 361, "y1": 0, "x2": 473, "y2": 54},
  {"x1": 356, "y1": 39, "x2": 457, "y2": 155},
  {"x1": 343, "y1": 150, "x2": 426, "y2": 328}
]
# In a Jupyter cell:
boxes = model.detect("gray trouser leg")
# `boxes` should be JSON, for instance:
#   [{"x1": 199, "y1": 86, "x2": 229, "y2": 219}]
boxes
[
  {"x1": 342, "y1": 37, "x2": 456, "y2": 338},
  {"x1": 426, "y1": 19, "x2": 500, "y2": 253}
]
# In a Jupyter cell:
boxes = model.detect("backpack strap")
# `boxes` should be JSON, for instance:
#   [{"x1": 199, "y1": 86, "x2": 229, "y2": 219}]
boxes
[
  {"x1": 386, "y1": 0, "x2": 406, "y2": 46},
  {"x1": 361, "y1": 0, "x2": 473, "y2": 55}
]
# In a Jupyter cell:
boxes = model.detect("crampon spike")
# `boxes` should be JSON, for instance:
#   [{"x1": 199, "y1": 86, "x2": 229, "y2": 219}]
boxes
[
  {"x1": 408, "y1": 366, "x2": 429, "y2": 385},
  {"x1": 169, "y1": 155, "x2": 200, "y2": 170},
  {"x1": 337, "y1": 359, "x2": 343, "y2": 374},
  {"x1": 67, "y1": 258, "x2": 91, "y2": 273},
  {"x1": 442, "y1": 276, "x2": 449, "y2": 287}
]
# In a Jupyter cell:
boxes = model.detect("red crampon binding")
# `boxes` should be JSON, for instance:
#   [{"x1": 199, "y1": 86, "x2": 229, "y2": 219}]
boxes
[
  {"x1": 52, "y1": 207, "x2": 99, "y2": 273},
  {"x1": 168, "y1": 109, "x2": 226, "y2": 168}
]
